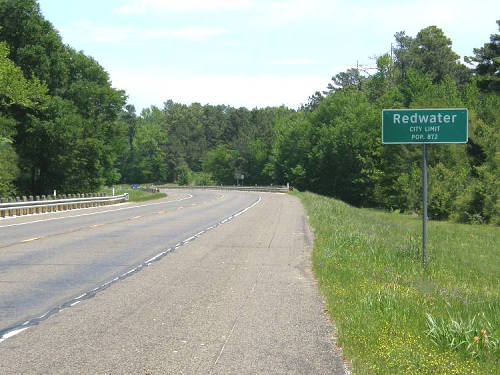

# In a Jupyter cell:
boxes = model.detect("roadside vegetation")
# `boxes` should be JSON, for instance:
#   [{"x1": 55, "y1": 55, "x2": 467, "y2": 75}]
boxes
[
  {"x1": 100, "y1": 185, "x2": 166, "y2": 203},
  {"x1": 297, "y1": 191, "x2": 499, "y2": 374},
  {"x1": 1, "y1": 1, "x2": 498, "y2": 226}
]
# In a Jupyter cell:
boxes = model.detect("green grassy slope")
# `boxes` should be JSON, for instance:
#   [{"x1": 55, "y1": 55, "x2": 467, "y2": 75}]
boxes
[{"x1": 297, "y1": 191, "x2": 499, "y2": 375}]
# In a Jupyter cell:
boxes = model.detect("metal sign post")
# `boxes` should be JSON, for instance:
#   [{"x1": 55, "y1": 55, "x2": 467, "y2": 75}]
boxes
[
  {"x1": 422, "y1": 144, "x2": 428, "y2": 265},
  {"x1": 382, "y1": 108, "x2": 468, "y2": 265}
]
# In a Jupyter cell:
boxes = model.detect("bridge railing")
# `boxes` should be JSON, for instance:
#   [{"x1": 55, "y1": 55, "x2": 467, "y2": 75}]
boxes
[
  {"x1": 0, "y1": 193, "x2": 129, "y2": 218},
  {"x1": 158, "y1": 185, "x2": 289, "y2": 193}
]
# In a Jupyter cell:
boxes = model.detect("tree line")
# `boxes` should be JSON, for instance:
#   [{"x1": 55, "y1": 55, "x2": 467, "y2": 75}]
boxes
[{"x1": 0, "y1": 0, "x2": 498, "y2": 224}]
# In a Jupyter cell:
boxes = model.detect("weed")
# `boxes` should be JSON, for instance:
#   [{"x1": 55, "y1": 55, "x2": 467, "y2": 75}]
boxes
[{"x1": 426, "y1": 312, "x2": 499, "y2": 359}]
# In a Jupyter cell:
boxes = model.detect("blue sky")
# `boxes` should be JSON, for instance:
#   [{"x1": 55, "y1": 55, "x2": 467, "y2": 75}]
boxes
[{"x1": 37, "y1": 0, "x2": 499, "y2": 112}]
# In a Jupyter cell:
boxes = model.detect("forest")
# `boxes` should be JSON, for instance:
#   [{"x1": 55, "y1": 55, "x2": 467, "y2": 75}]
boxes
[{"x1": 0, "y1": 0, "x2": 499, "y2": 224}]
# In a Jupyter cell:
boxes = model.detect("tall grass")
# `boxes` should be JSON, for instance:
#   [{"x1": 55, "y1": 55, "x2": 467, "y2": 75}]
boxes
[
  {"x1": 100, "y1": 185, "x2": 166, "y2": 202},
  {"x1": 297, "y1": 191, "x2": 499, "y2": 374}
]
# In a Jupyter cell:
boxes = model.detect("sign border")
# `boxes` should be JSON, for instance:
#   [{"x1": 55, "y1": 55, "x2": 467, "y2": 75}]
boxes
[{"x1": 381, "y1": 108, "x2": 468, "y2": 145}]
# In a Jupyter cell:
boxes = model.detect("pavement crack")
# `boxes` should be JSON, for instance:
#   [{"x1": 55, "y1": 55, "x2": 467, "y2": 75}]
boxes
[
  {"x1": 209, "y1": 269, "x2": 262, "y2": 373},
  {"x1": 267, "y1": 199, "x2": 283, "y2": 249}
]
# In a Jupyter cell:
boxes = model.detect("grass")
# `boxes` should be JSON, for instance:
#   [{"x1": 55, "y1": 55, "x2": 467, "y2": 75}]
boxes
[
  {"x1": 296, "y1": 191, "x2": 499, "y2": 375},
  {"x1": 100, "y1": 185, "x2": 167, "y2": 203}
]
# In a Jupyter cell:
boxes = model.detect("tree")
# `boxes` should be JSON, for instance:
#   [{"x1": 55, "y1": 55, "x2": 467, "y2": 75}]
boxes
[
  {"x1": 300, "y1": 91, "x2": 324, "y2": 112},
  {"x1": 0, "y1": 0, "x2": 69, "y2": 93},
  {"x1": 324, "y1": 67, "x2": 365, "y2": 94},
  {"x1": 394, "y1": 26, "x2": 468, "y2": 85},
  {"x1": 128, "y1": 121, "x2": 168, "y2": 183},
  {"x1": 202, "y1": 145, "x2": 240, "y2": 185},
  {"x1": 467, "y1": 20, "x2": 500, "y2": 93},
  {"x1": 1, "y1": 0, "x2": 127, "y2": 194},
  {"x1": 0, "y1": 41, "x2": 47, "y2": 197}
]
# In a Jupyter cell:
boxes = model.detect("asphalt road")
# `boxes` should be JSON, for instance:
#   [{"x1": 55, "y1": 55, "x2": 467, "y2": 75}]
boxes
[{"x1": 0, "y1": 189, "x2": 346, "y2": 374}]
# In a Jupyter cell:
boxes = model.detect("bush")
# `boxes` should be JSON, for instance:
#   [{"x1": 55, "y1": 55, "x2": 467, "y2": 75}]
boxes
[
  {"x1": 192, "y1": 172, "x2": 215, "y2": 186},
  {"x1": 176, "y1": 165, "x2": 192, "y2": 186}
]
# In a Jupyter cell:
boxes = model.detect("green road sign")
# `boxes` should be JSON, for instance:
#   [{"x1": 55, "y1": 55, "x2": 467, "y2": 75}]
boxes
[{"x1": 382, "y1": 108, "x2": 468, "y2": 144}]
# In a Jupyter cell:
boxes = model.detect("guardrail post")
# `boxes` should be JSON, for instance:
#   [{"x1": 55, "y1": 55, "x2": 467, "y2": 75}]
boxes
[
  {"x1": 28, "y1": 196, "x2": 34, "y2": 214},
  {"x1": 41, "y1": 195, "x2": 46, "y2": 213},
  {"x1": 22, "y1": 196, "x2": 27, "y2": 216},
  {"x1": 8, "y1": 197, "x2": 13, "y2": 216},
  {"x1": 51, "y1": 195, "x2": 56, "y2": 212},
  {"x1": 0, "y1": 198, "x2": 5, "y2": 218},
  {"x1": 49, "y1": 195, "x2": 55, "y2": 212},
  {"x1": 15, "y1": 197, "x2": 21, "y2": 216}
]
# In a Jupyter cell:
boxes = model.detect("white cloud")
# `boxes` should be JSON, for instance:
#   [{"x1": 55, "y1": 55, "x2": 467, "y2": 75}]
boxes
[
  {"x1": 62, "y1": 22, "x2": 228, "y2": 43},
  {"x1": 256, "y1": 0, "x2": 339, "y2": 26},
  {"x1": 116, "y1": 0, "x2": 254, "y2": 15},
  {"x1": 109, "y1": 68, "x2": 327, "y2": 110},
  {"x1": 272, "y1": 58, "x2": 328, "y2": 65},
  {"x1": 335, "y1": 0, "x2": 497, "y2": 36}
]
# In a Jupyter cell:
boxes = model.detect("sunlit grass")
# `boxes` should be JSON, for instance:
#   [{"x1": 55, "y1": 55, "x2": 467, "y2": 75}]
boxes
[
  {"x1": 100, "y1": 185, "x2": 166, "y2": 202},
  {"x1": 297, "y1": 191, "x2": 499, "y2": 374}
]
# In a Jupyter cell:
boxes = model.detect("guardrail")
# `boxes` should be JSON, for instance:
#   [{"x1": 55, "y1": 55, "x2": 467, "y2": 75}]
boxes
[
  {"x1": 159, "y1": 185, "x2": 290, "y2": 193},
  {"x1": 0, "y1": 193, "x2": 129, "y2": 218}
]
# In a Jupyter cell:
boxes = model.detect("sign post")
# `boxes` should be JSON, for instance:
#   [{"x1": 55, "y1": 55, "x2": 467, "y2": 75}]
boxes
[{"x1": 382, "y1": 108, "x2": 468, "y2": 265}]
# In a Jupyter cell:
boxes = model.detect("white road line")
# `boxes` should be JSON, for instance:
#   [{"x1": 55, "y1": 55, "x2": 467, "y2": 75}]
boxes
[
  {"x1": 21, "y1": 237, "x2": 41, "y2": 243},
  {"x1": 0, "y1": 194, "x2": 193, "y2": 228},
  {"x1": 0, "y1": 328, "x2": 29, "y2": 343}
]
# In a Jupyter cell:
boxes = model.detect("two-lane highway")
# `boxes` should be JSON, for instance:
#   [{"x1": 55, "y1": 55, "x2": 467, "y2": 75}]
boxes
[
  {"x1": 0, "y1": 189, "x2": 259, "y2": 336},
  {"x1": 0, "y1": 189, "x2": 347, "y2": 374}
]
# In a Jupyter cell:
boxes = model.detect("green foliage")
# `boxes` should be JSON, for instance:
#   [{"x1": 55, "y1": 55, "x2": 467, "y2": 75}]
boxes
[
  {"x1": 192, "y1": 171, "x2": 215, "y2": 186},
  {"x1": 426, "y1": 313, "x2": 499, "y2": 359},
  {"x1": 467, "y1": 20, "x2": 500, "y2": 93},
  {"x1": 0, "y1": 0, "x2": 498, "y2": 227},
  {"x1": 202, "y1": 145, "x2": 240, "y2": 185},
  {"x1": 0, "y1": 42, "x2": 47, "y2": 108},
  {"x1": 0, "y1": 0, "x2": 126, "y2": 196},
  {"x1": 128, "y1": 120, "x2": 168, "y2": 184},
  {"x1": 0, "y1": 139, "x2": 18, "y2": 197},
  {"x1": 176, "y1": 165, "x2": 192, "y2": 186},
  {"x1": 275, "y1": 23, "x2": 499, "y2": 224},
  {"x1": 100, "y1": 186, "x2": 166, "y2": 203},
  {"x1": 272, "y1": 112, "x2": 312, "y2": 189}
]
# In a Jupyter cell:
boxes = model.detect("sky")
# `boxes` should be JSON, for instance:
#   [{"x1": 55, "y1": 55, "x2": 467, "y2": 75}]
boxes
[{"x1": 37, "y1": 0, "x2": 499, "y2": 112}]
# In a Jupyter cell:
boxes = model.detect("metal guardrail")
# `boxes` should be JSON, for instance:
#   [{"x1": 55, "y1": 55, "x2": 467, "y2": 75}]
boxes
[
  {"x1": 159, "y1": 185, "x2": 290, "y2": 193},
  {"x1": 0, "y1": 193, "x2": 129, "y2": 218}
]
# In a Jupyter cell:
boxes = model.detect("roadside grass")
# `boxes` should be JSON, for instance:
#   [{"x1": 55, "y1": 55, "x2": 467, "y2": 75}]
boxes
[
  {"x1": 100, "y1": 185, "x2": 166, "y2": 203},
  {"x1": 296, "y1": 191, "x2": 499, "y2": 375}
]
